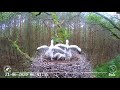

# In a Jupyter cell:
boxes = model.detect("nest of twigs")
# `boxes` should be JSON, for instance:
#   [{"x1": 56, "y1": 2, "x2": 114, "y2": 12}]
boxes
[{"x1": 30, "y1": 51, "x2": 94, "y2": 78}]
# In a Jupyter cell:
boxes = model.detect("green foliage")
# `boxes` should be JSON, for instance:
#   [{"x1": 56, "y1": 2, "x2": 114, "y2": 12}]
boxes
[
  {"x1": 87, "y1": 13, "x2": 103, "y2": 23},
  {"x1": 51, "y1": 12, "x2": 71, "y2": 43},
  {"x1": 0, "y1": 12, "x2": 16, "y2": 23},
  {"x1": 52, "y1": 28, "x2": 71, "y2": 44},
  {"x1": 86, "y1": 13, "x2": 113, "y2": 29},
  {"x1": 94, "y1": 55, "x2": 120, "y2": 78},
  {"x1": 86, "y1": 12, "x2": 120, "y2": 39},
  {"x1": 59, "y1": 28, "x2": 71, "y2": 40},
  {"x1": 51, "y1": 12, "x2": 62, "y2": 43},
  {"x1": 52, "y1": 37, "x2": 62, "y2": 44},
  {"x1": 51, "y1": 12, "x2": 59, "y2": 25}
]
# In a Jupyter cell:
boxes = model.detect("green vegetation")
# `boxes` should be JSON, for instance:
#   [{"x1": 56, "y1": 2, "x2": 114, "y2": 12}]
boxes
[
  {"x1": 94, "y1": 55, "x2": 120, "y2": 78},
  {"x1": 0, "y1": 12, "x2": 120, "y2": 78},
  {"x1": 52, "y1": 27, "x2": 71, "y2": 44},
  {"x1": 86, "y1": 12, "x2": 120, "y2": 39},
  {"x1": 51, "y1": 12, "x2": 71, "y2": 43}
]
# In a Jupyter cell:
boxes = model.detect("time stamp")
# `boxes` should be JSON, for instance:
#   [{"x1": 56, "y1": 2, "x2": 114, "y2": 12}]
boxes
[{"x1": 3, "y1": 65, "x2": 117, "y2": 77}]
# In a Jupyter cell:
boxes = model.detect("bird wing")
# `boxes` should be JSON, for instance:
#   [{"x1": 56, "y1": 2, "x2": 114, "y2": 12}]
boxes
[
  {"x1": 69, "y1": 45, "x2": 81, "y2": 54},
  {"x1": 53, "y1": 46, "x2": 65, "y2": 54},
  {"x1": 37, "y1": 45, "x2": 49, "y2": 54},
  {"x1": 55, "y1": 44, "x2": 67, "y2": 50},
  {"x1": 37, "y1": 45, "x2": 49, "y2": 50},
  {"x1": 53, "y1": 53, "x2": 65, "y2": 60}
]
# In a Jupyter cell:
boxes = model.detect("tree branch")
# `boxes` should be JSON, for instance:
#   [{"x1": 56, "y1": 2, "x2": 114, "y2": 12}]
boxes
[
  {"x1": 94, "y1": 12, "x2": 120, "y2": 31},
  {"x1": 35, "y1": 12, "x2": 42, "y2": 16},
  {"x1": 86, "y1": 21, "x2": 120, "y2": 39},
  {"x1": 0, "y1": 36, "x2": 31, "y2": 60},
  {"x1": 99, "y1": 23, "x2": 120, "y2": 39}
]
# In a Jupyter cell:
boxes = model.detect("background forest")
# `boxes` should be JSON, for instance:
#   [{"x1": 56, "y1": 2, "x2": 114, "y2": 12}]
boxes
[{"x1": 0, "y1": 12, "x2": 120, "y2": 78}]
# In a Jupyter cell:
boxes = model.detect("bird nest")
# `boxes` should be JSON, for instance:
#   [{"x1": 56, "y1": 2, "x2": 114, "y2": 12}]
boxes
[{"x1": 30, "y1": 52, "x2": 94, "y2": 78}]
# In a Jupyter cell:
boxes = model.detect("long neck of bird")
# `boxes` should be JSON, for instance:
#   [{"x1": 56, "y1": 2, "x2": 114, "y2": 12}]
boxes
[
  {"x1": 66, "y1": 40, "x2": 69, "y2": 48},
  {"x1": 50, "y1": 40, "x2": 54, "y2": 57},
  {"x1": 50, "y1": 39, "x2": 54, "y2": 47}
]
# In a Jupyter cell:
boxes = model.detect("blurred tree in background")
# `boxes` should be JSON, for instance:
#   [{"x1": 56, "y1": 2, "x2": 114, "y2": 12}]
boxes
[{"x1": 0, "y1": 12, "x2": 120, "y2": 78}]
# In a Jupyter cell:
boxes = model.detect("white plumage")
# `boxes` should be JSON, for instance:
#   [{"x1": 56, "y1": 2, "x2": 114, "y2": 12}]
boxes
[
  {"x1": 37, "y1": 45, "x2": 49, "y2": 50},
  {"x1": 55, "y1": 44, "x2": 67, "y2": 50},
  {"x1": 69, "y1": 45, "x2": 81, "y2": 54},
  {"x1": 64, "y1": 40, "x2": 72, "y2": 60},
  {"x1": 55, "y1": 40, "x2": 72, "y2": 60},
  {"x1": 37, "y1": 45, "x2": 49, "y2": 55},
  {"x1": 53, "y1": 53, "x2": 65, "y2": 60},
  {"x1": 66, "y1": 40, "x2": 82, "y2": 54},
  {"x1": 44, "y1": 40, "x2": 55, "y2": 60},
  {"x1": 44, "y1": 40, "x2": 65, "y2": 60},
  {"x1": 57, "y1": 40, "x2": 82, "y2": 60},
  {"x1": 36, "y1": 39, "x2": 82, "y2": 61}
]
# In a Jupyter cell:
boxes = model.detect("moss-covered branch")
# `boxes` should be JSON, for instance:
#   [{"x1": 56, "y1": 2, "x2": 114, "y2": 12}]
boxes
[
  {"x1": 9, "y1": 40, "x2": 31, "y2": 60},
  {"x1": 1, "y1": 36, "x2": 31, "y2": 60}
]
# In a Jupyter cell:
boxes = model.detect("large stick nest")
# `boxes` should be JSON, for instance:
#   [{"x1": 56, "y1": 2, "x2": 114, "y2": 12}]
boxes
[{"x1": 30, "y1": 51, "x2": 94, "y2": 78}]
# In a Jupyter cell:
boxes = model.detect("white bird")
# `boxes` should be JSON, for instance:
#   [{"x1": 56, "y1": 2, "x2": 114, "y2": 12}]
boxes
[
  {"x1": 66, "y1": 40, "x2": 82, "y2": 54},
  {"x1": 37, "y1": 45, "x2": 49, "y2": 55},
  {"x1": 54, "y1": 43, "x2": 67, "y2": 50},
  {"x1": 55, "y1": 40, "x2": 72, "y2": 60},
  {"x1": 53, "y1": 53, "x2": 65, "y2": 60},
  {"x1": 54, "y1": 41, "x2": 70, "y2": 60},
  {"x1": 54, "y1": 40, "x2": 69, "y2": 59},
  {"x1": 55, "y1": 40, "x2": 70, "y2": 53},
  {"x1": 44, "y1": 39, "x2": 65, "y2": 61},
  {"x1": 64, "y1": 40, "x2": 82, "y2": 60},
  {"x1": 37, "y1": 45, "x2": 48, "y2": 50},
  {"x1": 64, "y1": 40, "x2": 72, "y2": 60},
  {"x1": 69, "y1": 45, "x2": 81, "y2": 54}
]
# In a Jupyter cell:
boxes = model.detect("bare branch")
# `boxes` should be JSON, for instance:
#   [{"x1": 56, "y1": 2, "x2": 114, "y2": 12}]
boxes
[{"x1": 99, "y1": 23, "x2": 120, "y2": 39}]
